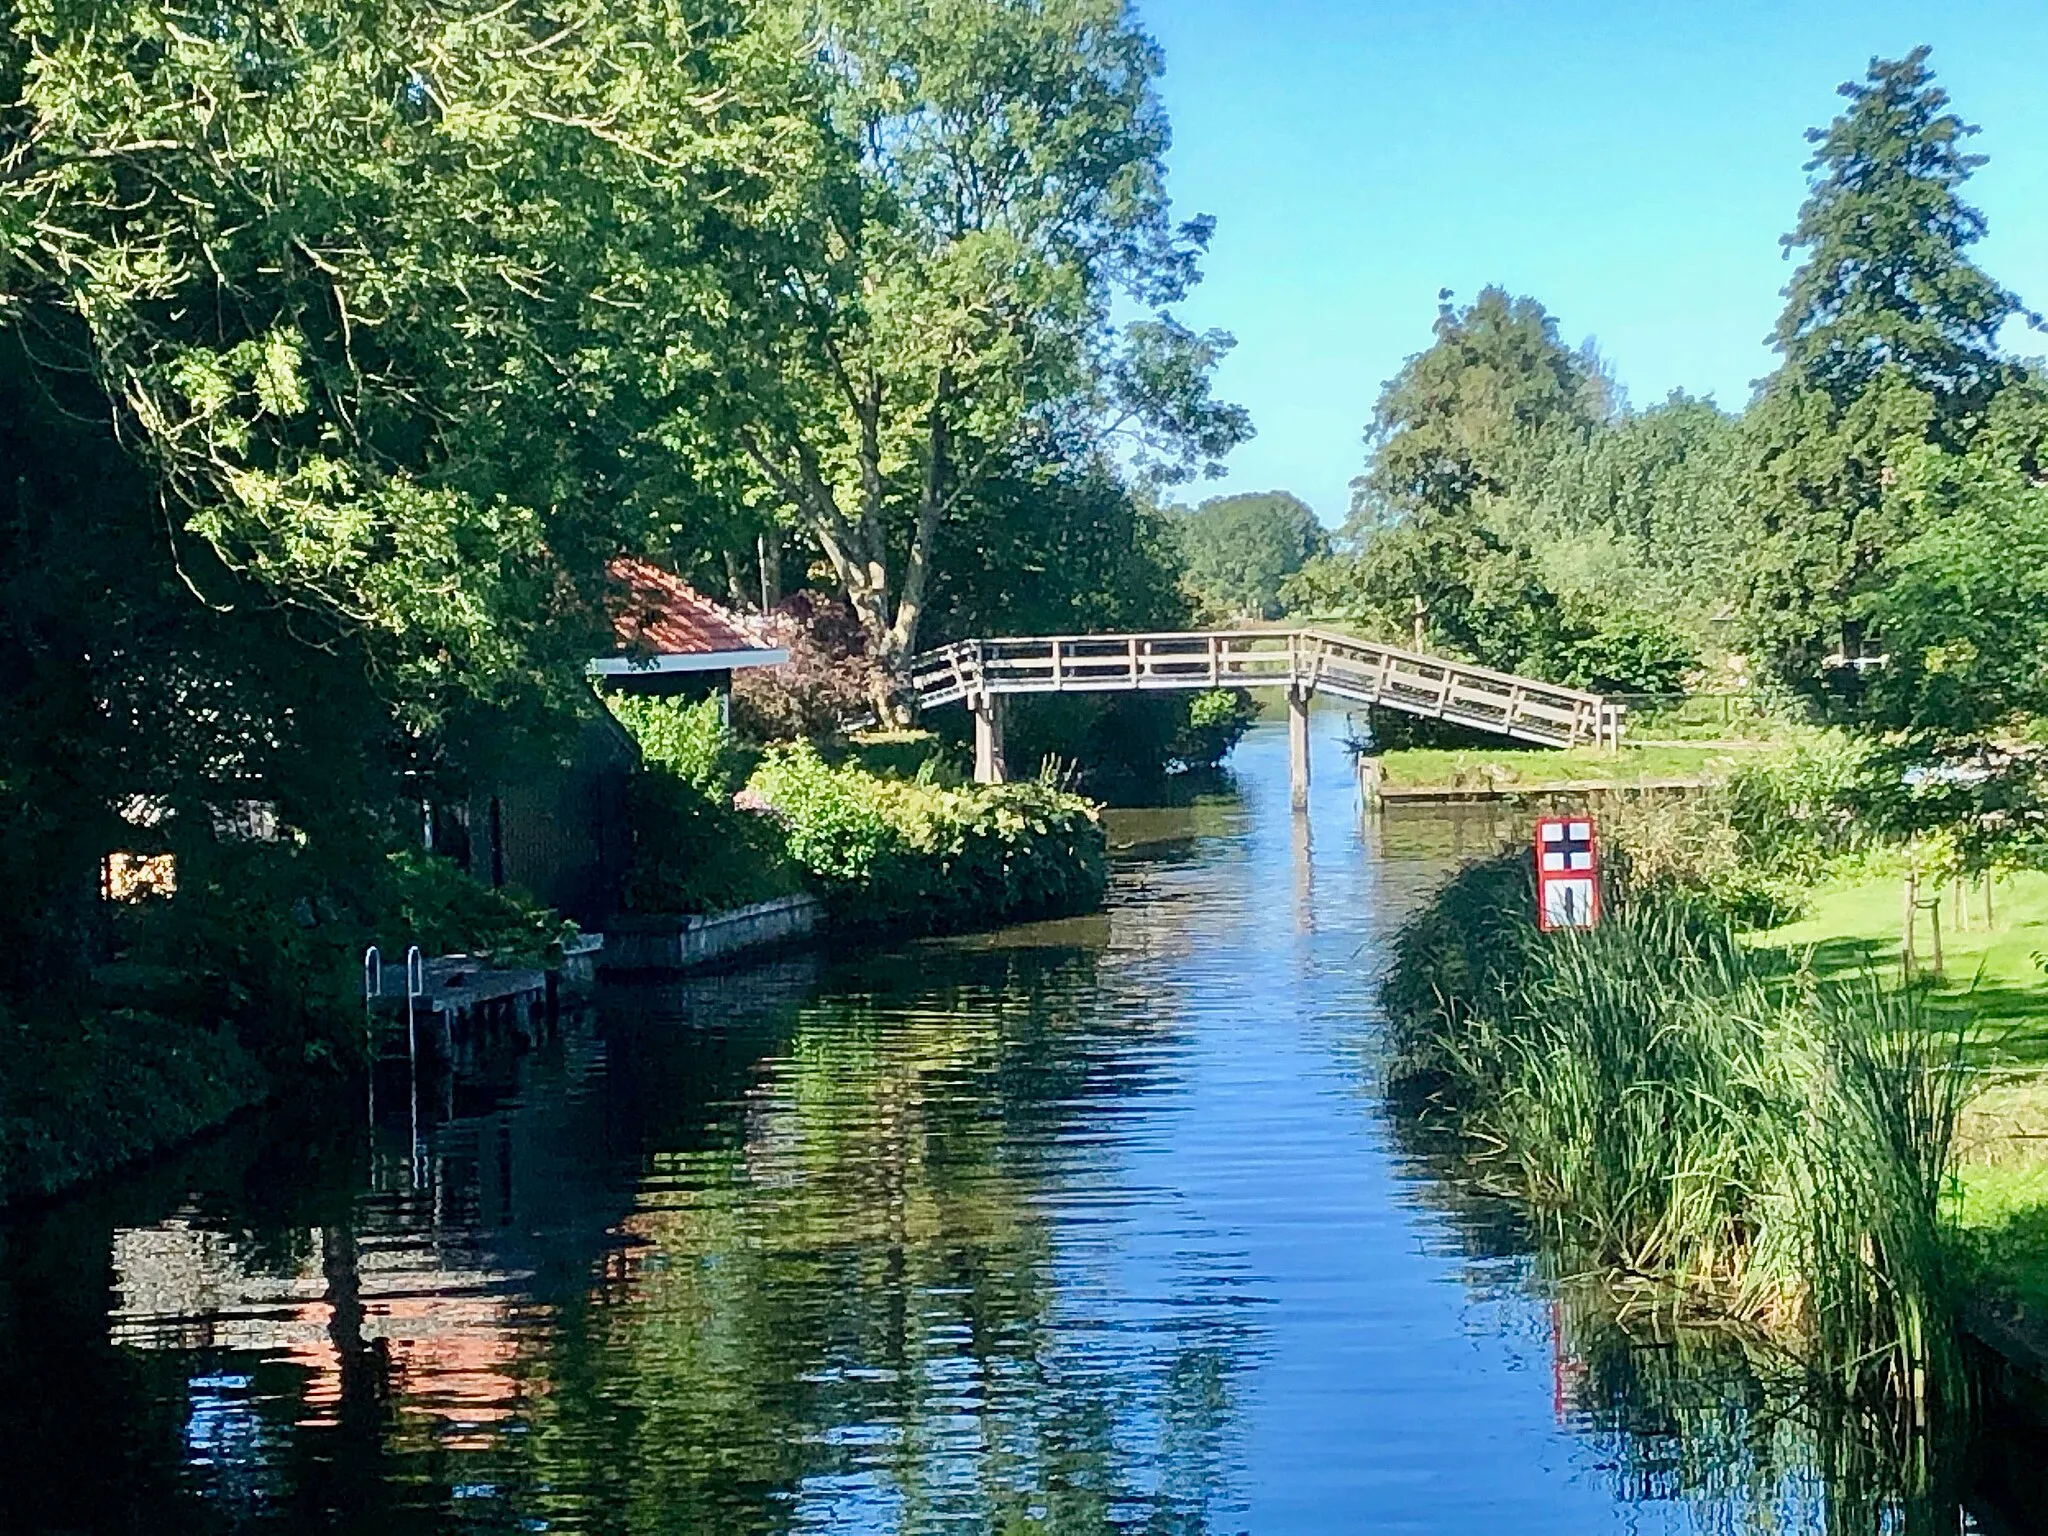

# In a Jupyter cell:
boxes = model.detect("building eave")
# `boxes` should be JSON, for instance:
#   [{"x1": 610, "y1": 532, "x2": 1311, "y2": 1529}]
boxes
[{"x1": 586, "y1": 648, "x2": 789, "y2": 677}]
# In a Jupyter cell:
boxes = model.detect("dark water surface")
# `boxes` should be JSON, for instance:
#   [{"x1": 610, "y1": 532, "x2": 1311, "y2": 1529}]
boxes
[{"x1": 1, "y1": 719, "x2": 2037, "y2": 1533}]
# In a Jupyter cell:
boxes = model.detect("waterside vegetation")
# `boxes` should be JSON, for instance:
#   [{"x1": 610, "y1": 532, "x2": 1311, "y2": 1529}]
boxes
[{"x1": 1386, "y1": 851, "x2": 1967, "y2": 1420}]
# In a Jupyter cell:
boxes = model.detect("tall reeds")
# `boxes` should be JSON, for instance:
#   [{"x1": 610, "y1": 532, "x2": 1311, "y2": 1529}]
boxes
[{"x1": 1385, "y1": 852, "x2": 1970, "y2": 1425}]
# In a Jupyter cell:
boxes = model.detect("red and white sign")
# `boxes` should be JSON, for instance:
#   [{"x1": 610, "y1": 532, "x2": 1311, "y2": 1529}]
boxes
[{"x1": 1535, "y1": 815, "x2": 1600, "y2": 930}]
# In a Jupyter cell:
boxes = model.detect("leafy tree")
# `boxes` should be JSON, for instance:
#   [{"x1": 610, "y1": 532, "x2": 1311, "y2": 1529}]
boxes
[
  {"x1": 4, "y1": 0, "x2": 818, "y2": 716},
  {"x1": 1295, "y1": 288, "x2": 1610, "y2": 670},
  {"x1": 1171, "y1": 490, "x2": 1326, "y2": 620},
  {"x1": 696, "y1": 0, "x2": 1249, "y2": 712},
  {"x1": 1858, "y1": 441, "x2": 2048, "y2": 739},
  {"x1": 1512, "y1": 392, "x2": 1744, "y2": 616},
  {"x1": 1349, "y1": 286, "x2": 1609, "y2": 535},
  {"x1": 923, "y1": 453, "x2": 1192, "y2": 642}
]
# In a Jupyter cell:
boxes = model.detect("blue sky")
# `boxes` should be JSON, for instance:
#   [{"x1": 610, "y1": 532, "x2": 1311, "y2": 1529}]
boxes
[{"x1": 1140, "y1": 0, "x2": 2048, "y2": 524}]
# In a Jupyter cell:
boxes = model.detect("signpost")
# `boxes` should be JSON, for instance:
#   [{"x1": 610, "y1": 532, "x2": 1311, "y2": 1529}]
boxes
[{"x1": 1535, "y1": 815, "x2": 1600, "y2": 931}]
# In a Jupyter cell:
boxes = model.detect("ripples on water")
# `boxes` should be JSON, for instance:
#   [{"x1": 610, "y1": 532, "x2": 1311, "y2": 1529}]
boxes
[{"x1": 0, "y1": 720, "x2": 2039, "y2": 1533}]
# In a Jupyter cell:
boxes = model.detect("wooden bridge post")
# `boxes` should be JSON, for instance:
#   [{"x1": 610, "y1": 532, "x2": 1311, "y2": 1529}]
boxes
[
  {"x1": 972, "y1": 692, "x2": 1009, "y2": 784},
  {"x1": 1288, "y1": 683, "x2": 1311, "y2": 812}
]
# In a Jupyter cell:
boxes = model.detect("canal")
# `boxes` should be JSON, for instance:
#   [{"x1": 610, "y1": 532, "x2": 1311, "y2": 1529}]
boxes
[{"x1": 0, "y1": 717, "x2": 2039, "y2": 1532}]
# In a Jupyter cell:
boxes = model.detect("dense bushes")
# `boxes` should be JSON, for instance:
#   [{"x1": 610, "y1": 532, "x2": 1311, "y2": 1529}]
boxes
[
  {"x1": 1385, "y1": 853, "x2": 1967, "y2": 1420},
  {"x1": 1584, "y1": 728, "x2": 1874, "y2": 927},
  {"x1": 750, "y1": 741, "x2": 1107, "y2": 932},
  {"x1": 611, "y1": 695, "x2": 1107, "y2": 931},
  {"x1": 623, "y1": 771, "x2": 801, "y2": 915}
]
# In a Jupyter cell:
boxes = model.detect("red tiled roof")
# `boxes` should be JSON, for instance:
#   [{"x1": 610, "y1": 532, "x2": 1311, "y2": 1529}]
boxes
[{"x1": 605, "y1": 557, "x2": 774, "y2": 657}]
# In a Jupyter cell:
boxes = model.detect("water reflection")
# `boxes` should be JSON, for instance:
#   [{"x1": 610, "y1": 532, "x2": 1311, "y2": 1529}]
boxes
[{"x1": 1, "y1": 719, "x2": 2044, "y2": 1533}]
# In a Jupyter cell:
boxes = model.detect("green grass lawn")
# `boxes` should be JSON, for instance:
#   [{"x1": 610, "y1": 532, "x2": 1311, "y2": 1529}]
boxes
[
  {"x1": 1751, "y1": 868, "x2": 2048, "y2": 1309},
  {"x1": 1376, "y1": 742, "x2": 1741, "y2": 790},
  {"x1": 1754, "y1": 868, "x2": 2048, "y2": 1061}
]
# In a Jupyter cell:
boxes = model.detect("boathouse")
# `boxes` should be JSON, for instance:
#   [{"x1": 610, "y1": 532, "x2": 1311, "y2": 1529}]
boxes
[{"x1": 435, "y1": 560, "x2": 787, "y2": 925}]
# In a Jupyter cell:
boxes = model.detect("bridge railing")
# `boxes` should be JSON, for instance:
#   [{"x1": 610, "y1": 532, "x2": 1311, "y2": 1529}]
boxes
[{"x1": 903, "y1": 628, "x2": 1620, "y2": 750}]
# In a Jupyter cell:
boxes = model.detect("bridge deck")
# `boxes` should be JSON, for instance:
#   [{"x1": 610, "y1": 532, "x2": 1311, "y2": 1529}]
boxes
[{"x1": 908, "y1": 629, "x2": 1620, "y2": 751}]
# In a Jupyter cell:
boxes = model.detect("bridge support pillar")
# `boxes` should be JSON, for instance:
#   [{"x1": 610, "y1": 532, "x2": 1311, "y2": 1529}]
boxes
[
  {"x1": 972, "y1": 693, "x2": 1008, "y2": 784},
  {"x1": 1288, "y1": 685, "x2": 1311, "y2": 811}
]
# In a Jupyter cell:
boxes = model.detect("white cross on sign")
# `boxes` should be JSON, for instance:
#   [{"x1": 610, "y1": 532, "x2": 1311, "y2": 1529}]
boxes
[{"x1": 1540, "y1": 820, "x2": 1595, "y2": 873}]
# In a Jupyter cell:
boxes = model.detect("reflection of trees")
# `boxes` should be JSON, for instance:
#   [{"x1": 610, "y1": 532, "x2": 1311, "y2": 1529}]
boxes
[{"x1": 520, "y1": 945, "x2": 1255, "y2": 1534}]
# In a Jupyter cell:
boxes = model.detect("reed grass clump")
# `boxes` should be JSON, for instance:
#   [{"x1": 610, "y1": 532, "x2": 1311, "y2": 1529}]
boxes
[{"x1": 1385, "y1": 851, "x2": 1968, "y2": 1420}]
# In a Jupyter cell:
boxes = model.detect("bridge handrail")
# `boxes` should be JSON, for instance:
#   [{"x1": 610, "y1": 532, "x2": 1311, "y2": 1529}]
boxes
[{"x1": 900, "y1": 626, "x2": 1620, "y2": 749}]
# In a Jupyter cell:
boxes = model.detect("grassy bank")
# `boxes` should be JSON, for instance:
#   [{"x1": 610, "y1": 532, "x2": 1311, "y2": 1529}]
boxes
[
  {"x1": 1384, "y1": 852, "x2": 1967, "y2": 1417},
  {"x1": 0, "y1": 1002, "x2": 268, "y2": 1205},
  {"x1": 1375, "y1": 742, "x2": 1743, "y2": 792}
]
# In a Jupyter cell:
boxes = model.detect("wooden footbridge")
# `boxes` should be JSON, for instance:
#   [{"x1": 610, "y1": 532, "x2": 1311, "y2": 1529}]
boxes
[{"x1": 906, "y1": 628, "x2": 1622, "y2": 806}]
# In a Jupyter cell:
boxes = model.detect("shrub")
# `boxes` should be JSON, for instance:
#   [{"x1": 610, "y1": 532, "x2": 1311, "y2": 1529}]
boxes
[
  {"x1": 606, "y1": 693, "x2": 752, "y2": 794},
  {"x1": 622, "y1": 769, "x2": 800, "y2": 916},
  {"x1": 730, "y1": 591, "x2": 880, "y2": 739},
  {"x1": 1722, "y1": 727, "x2": 1873, "y2": 879},
  {"x1": 748, "y1": 740, "x2": 1106, "y2": 931},
  {"x1": 0, "y1": 995, "x2": 267, "y2": 1204},
  {"x1": 374, "y1": 847, "x2": 571, "y2": 963},
  {"x1": 1172, "y1": 688, "x2": 1259, "y2": 769}
]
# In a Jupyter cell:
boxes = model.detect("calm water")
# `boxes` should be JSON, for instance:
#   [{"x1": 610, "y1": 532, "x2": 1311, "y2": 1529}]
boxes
[{"x1": 3, "y1": 718, "x2": 2043, "y2": 1534}]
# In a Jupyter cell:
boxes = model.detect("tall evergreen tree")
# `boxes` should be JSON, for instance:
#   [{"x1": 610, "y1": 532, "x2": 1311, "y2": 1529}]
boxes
[
  {"x1": 1738, "y1": 47, "x2": 2031, "y2": 688},
  {"x1": 1773, "y1": 45, "x2": 2026, "y2": 412}
]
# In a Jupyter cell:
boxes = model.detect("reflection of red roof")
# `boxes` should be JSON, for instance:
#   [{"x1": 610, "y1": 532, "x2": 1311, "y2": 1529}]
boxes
[{"x1": 606, "y1": 557, "x2": 773, "y2": 657}]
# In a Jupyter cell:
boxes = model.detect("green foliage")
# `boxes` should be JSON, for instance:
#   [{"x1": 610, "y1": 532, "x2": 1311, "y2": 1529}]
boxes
[
  {"x1": 696, "y1": 0, "x2": 1248, "y2": 692},
  {"x1": 1171, "y1": 491, "x2": 1326, "y2": 620},
  {"x1": 749, "y1": 741, "x2": 1106, "y2": 931},
  {"x1": 1735, "y1": 47, "x2": 2029, "y2": 691},
  {"x1": 1512, "y1": 392, "x2": 1745, "y2": 621},
  {"x1": 110, "y1": 840, "x2": 567, "y2": 1071},
  {"x1": 1858, "y1": 443, "x2": 2048, "y2": 738},
  {"x1": 1351, "y1": 287, "x2": 1609, "y2": 529},
  {"x1": 608, "y1": 695, "x2": 752, "y2": 796},
  {"x1": 1174, "y1": 689, "x2": 1261, "y2": 769},
  {"x1": 1385, "y1": 860, "x2": 1968, "y2": 1417},
  {"x1": 622, "y1": 770, "x2": 800, "y2": 917},
  {"x1": 0, "y1": 996, "x2": 267, "y2": 1205},
  {"x1": 1587, "y1": 730, "x2": 1872, "y2": 925},
  {"x1": 1733, "y1": 371, "x2": 1941, "y2": 684},
  {"x1": 1543, "y1": 593, "x2": 1700, "y2": 696},
  {"x1": 375, "y1": 849, "x2": 572, "y2": 965},
  {"x1": 1300, "y1": 285, "x2": 1700, "y2": 694},
  {"x1": 926, "y1": 460, "x2": 1194, "y2": 642}
]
